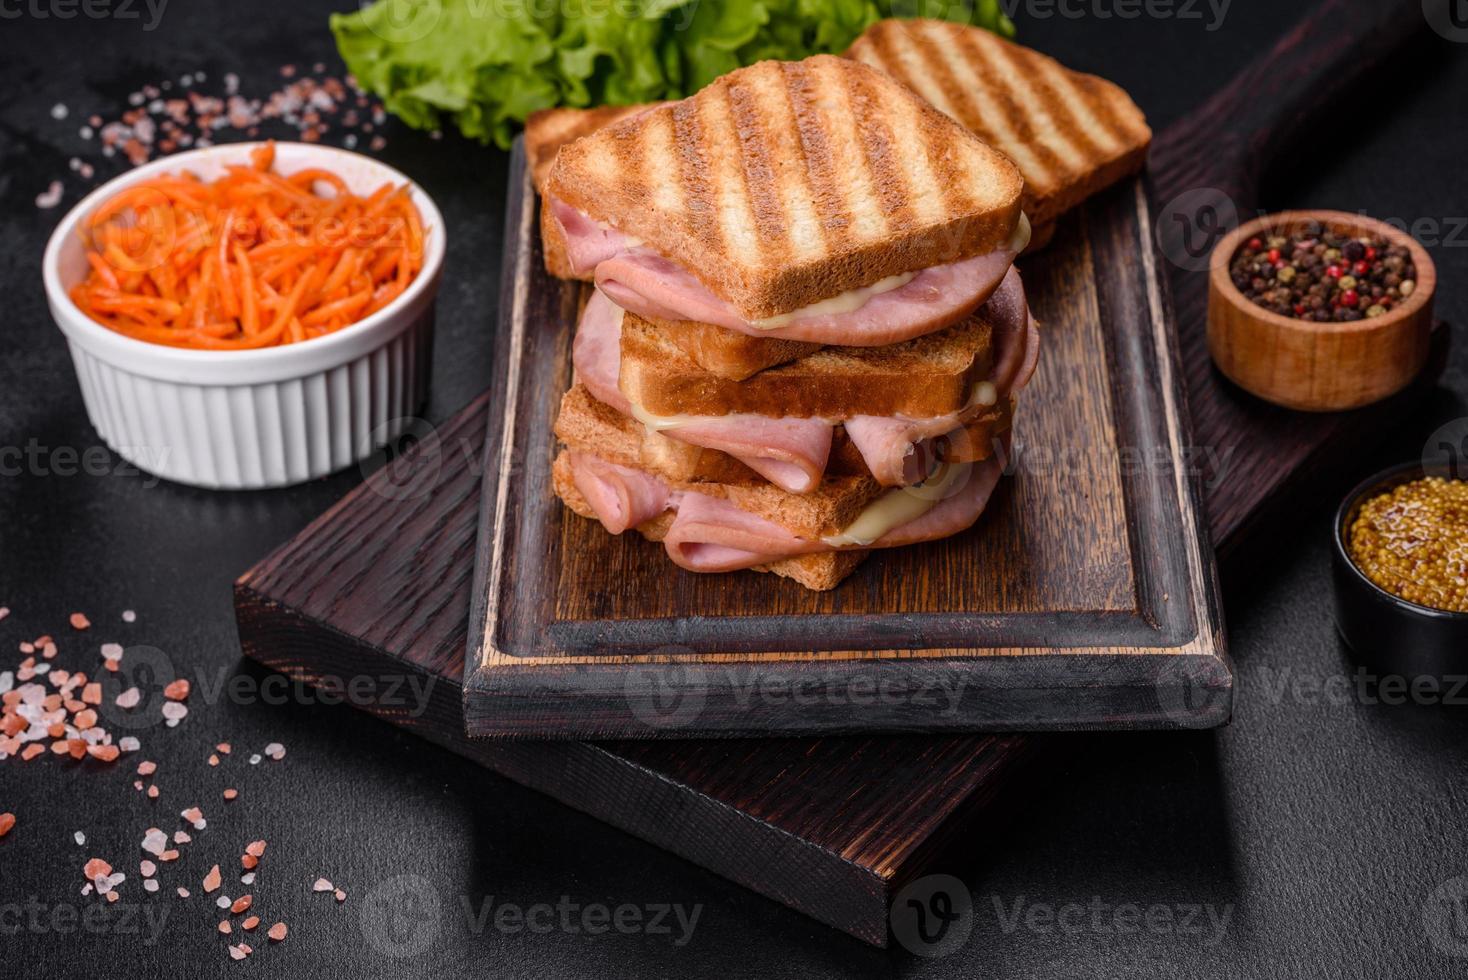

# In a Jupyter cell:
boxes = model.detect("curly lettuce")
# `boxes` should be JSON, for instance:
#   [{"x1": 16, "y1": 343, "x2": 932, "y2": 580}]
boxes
[{"x1": 332, "y1": 0, "x2": 1015, "y2": 148}]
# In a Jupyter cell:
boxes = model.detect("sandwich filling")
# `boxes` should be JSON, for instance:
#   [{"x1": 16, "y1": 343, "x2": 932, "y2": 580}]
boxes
[
  {"x1": 567, "y1": 450, "x2": 1006, "y2": 574},
  {"x1": 572, "y1": 276, "x2": 1039, "y2": 494},
  {"x1": 550, "y1": 197, "x2": 1028, "y2": 346}
]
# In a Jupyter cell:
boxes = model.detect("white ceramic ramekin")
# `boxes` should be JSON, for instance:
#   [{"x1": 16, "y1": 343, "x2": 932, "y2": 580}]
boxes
[{"x1": 43, "y1": 142, "x2": 445, "y2": 489}]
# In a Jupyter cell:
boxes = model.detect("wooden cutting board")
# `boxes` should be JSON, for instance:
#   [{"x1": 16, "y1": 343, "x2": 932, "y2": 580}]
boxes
[
  {"x1": 463, "y1": 157, "x2": 1231, "y2": 739},
  {"x1": 236, "y1": 0, "x2": 1444, "y2": 947}
]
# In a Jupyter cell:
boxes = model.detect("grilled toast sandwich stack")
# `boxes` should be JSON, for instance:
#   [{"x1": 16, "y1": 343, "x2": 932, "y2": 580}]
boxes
[
  {"x1": 526, "y1": 20, "x2": 1152, "y2": 251},
  {"x1": 540, "y1": 55, "x2": 1041, "y2": 590}
]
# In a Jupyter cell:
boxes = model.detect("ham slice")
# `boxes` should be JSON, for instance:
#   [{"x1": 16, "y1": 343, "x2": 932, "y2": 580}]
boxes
[
  {"x1": 567, "y1": 451, "x2": 671, "y2": 535},
  {"x1": 657, "y1": 455, "x2": 1005, "y2": 573},
  {"x1": 550, "y1": 196, "x2": 1019, "y2": 346},
  {"x1": 574, "y1": 291, "x2": 832, "y2": 493},
  {"x1": 661, "y1": 491, "x2": 827, "y2": 573},
  {"x1": 845, "y1": 268, "x2": 1038, "y2": 486},
  {"x1": 574, "y1": 277, "x2": 1037, "y2": 492},
  {"x1": 562, "y1": 450, "x2": 1004, "y2": 574}
]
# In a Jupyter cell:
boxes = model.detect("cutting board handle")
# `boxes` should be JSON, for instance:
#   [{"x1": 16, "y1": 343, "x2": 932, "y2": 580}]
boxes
[{"x1": 1153, "y1": 0, "x2": 1428, "y2": 205}]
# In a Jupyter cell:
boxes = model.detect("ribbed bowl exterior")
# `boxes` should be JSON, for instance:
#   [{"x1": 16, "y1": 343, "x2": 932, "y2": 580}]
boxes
[
  {"x1": 43, "y1": 142, "x2": 445, "y2": 491},
  {"x1": 65, "y1": 304, "x2": 434, "y2": 490}
]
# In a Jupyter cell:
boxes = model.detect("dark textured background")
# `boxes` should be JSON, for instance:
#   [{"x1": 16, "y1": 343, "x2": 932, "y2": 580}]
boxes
[{"x1": 3, "y1": 2, "x2": 1467, "y2": 977}]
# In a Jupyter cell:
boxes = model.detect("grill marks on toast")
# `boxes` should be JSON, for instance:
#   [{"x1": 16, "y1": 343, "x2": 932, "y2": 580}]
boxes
[
  {"x1": 547, "y1": 55, "x2": 1022, "y2": 317},
  {"x1": 779, "y1": 61, "x2": 853, "y2": 255},
  {"x1": 671, "y1": 99, "x2": 719, "y2": 263},
  {"x1": 846, "y1": 19, "x2": 1151, "y2": 226}
]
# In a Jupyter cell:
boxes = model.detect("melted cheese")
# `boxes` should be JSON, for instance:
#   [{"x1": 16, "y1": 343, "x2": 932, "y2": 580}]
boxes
[
  {"x1": 747, "y1": 212, "x2": 1030, "y2": 330},
  {"x1": 822, "y1": 461, "x2": 973, "y2": 547},
  {"x1": 1008, "y1": 212, "x2": 1033, "y2": 254},
  {"x1": 630, "y1": 401, "x2": 708, "y2": 432},
  {"x1": 749, "y1": 272, "x2": 918, "y2": 330}
]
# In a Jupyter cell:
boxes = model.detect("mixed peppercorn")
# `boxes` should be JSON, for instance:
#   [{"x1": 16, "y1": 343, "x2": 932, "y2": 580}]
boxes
[{"x1": 1230, "y1": 224, "x2": 1417, "y2": 322}]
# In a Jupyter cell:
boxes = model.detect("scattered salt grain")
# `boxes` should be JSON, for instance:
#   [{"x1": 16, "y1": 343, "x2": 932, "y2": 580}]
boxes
[
  {"x1": 119, "y1": 736, "x2": 140, "y2": 752},
  {"x1": 35, "y1": 181, "x2": 63, "y2": 209},
  {"x1": 263, "y1": 742, "x2": 285, "y2": 761},
  {"x1": 141, "y1": 828, "x2": 167, "y2": 856},
  {"x1": 144, "y1": 879, "x2": 159, "y2": 893},
  {"x1": 335, "y1": 889, "x2": 346, "y2": 903},
  {"x1": 177, "y1": 887, "x2": 190, "y2": 898},
  {"x1": 312, "y1": 878, "x2": 333, "y2": 892},
  {"x1": 241, "y1": 872, "x2": 256, "y2": 885},
  {"x1": 121, "y1": 610, "x2": 136, "y2": 623},
  {"x1": 217, "y1": 895, "x2": 232, "y2": 909},
  {"x1": 203, "y1": 864, "x2": 222, "y2": 892},
  {"x1": 162, "y1": 701, "x2": 188, "y2": 726},
  {"x1": 115, "y1": 687, "x2": 140, "y2": 709},
  {"x1": 74, "y1": 831, "x2": 85, "y2": 845},
  {"x1": 140, "y1": 859, "x2": 157, "y2": 876},
  {"x1": 173, "y1": 830, "x2": 190, "y2": 844},
  {"x1": 268, "y1": 922, "x2": 287, "y2": 942},
  {"x1": 50, "y1": 103, "x2": 68, "y2": 120}
]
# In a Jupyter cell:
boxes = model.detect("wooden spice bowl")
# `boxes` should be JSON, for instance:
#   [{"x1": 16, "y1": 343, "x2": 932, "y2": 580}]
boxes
[{"x1": 1208, "y1": 210, "x2": 1436, "y2": 411}]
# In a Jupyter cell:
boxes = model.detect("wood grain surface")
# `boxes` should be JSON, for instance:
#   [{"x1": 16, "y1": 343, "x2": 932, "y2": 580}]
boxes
[{"x1": 465, "y1": 156, "x2": 1230, "y2": 739}]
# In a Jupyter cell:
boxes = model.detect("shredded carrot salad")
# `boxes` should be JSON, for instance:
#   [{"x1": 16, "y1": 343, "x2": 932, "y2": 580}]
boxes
[{"x1": 70, "y1": 142, "x2": 426, "y2": 350}]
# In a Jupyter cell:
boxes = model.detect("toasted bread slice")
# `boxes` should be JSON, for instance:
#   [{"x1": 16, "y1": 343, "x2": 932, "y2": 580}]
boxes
[
  {"x1": 525, "y1": 104, "x2": 659, "y2": 192},
  {"x1": 637, "y1": 315, "x2": 822, "y2": 381},
  {"x1": 620, "y1": 310, "x2": 993, "y2": 419},
  {"x1": 555, "y1": 383, "x2": 1008, "y2": 490},
  {"x1": 551, "y1": 453, "x2": 868, "y2": 590},
  {"x1": 555, "y1": 384, "x2": 887, "y2": 539},
  {"x1": 846, "y1": 19, "x2": 1152, "y2": 228},
  {"x1": 545, "y1": 55, "x2": 1024, "y2": 320}
]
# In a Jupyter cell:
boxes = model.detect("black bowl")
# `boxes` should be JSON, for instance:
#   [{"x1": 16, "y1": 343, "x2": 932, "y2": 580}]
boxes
[{"x1": 1331, "y1": 461, "x2": 1468, "y2": 678}]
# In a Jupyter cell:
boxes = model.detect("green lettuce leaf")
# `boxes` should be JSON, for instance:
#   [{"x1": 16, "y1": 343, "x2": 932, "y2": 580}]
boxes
[{"x1": 331, "y1": 0, "x2": 1015, "y2": 148}]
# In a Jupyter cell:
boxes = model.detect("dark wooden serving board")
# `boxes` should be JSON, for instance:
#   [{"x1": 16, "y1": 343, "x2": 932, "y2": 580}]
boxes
[
  {"x1": 236, "y1": 0, "x2": 1446, "y2": 948},
  {"x1": 463, "y1": 156, "x2": 1231, "y2": 739},
  {"x1": 235, "y1": 391, "x2": 1038, "y2": 946}
]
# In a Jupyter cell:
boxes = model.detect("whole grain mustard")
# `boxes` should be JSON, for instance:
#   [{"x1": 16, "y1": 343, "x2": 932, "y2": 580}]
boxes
[{"x1": 1348, "y1": 477, "x2": 1468, "y2": 613}]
